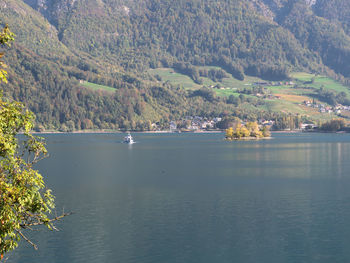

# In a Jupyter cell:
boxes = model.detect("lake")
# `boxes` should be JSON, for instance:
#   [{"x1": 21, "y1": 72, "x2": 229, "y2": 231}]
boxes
[{"x1": 10, "y1": 132, "x2": 350, "y2": 263}]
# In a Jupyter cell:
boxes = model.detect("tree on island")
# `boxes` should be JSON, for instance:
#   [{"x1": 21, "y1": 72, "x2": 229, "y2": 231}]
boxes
[
  {"x1": 0, "y1": 25, "x2": 68, "y2": 260},
  {"x1": 246, "y1": 122, "x2": 262, "y2": 137},
  {"x1": 225, "y1": 120, "x2": 270, "y2": 140}
]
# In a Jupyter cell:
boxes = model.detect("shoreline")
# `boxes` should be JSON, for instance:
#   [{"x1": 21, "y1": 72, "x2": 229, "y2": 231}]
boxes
[
  {"x1": 225, "y1": 136, "x2": 272, "y2": 141},
  {"x1": 31, "y1": 130, "x2": 225, "y2": 135},
  {"x1": 31, "y1": 129, "x2": 349, "y2": 135},
  {"x1": 271, "y1": 130, "x2": 302, "y2": 133}
]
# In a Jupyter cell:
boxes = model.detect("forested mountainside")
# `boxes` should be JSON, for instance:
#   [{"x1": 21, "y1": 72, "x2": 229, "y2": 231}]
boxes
[{"x1": 1, "y1": 0, "x2": 350, "y2": 131}]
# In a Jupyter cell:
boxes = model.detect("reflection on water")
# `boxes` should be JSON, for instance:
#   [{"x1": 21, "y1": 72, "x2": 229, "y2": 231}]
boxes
[{"x1": 10, "y1": 133, "x2": 350, "y2": 263}]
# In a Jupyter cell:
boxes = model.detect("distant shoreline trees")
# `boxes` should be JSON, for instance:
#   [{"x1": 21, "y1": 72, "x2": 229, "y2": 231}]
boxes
[{"x1": 319, "y1": 119, "x2": 347, "y2": 132}]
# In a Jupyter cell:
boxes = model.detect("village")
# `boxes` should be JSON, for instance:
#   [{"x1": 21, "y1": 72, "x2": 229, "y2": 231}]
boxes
[
  {"x1": 302, "y1": 100, "x2": 350, "y2": 114},
  {"x1": 158, "y1": 116, "x2": 276, "y2": 132},
  {"x1": 168, "y1": 116, "x2": 223, "y2": 131}
]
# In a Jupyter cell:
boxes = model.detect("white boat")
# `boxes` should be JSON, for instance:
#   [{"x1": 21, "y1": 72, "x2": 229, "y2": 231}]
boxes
[{"x1": 123, "y1": 133, "x2": 134, "y2": 144}]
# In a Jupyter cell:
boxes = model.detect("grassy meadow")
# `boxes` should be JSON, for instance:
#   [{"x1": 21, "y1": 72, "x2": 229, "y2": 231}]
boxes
[
  {"x1": 148, "y1": 67, "x2": 350, "y2": 121},
  {"x1": 80, "y1": 81, "x2": 116, "y2": 92},
  {"x1": 78, "y1": 67, "x2": 350, "y2": 122}
]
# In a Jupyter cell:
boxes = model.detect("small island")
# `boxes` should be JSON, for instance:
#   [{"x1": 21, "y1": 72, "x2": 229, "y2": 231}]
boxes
[{"x1": 225, "y1": 120, "x2": 271, "y2": 140}]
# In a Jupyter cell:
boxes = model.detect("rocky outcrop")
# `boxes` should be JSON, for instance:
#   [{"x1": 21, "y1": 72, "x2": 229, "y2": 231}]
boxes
[
  {"x1": 250, "y1": 0, "x2": 317, "y2": 20},
  {"x1": 22, "y1": 0, "x2": 75, "y2": 28},
  {"x1": 305, "y1": 0, "x2": 317, "y2": 6},
  {"x1": 248, "y1": 0, "x2": 275, "y2": 20}
]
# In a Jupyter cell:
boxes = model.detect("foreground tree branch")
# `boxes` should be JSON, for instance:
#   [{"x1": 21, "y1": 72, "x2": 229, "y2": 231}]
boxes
[
  {"x1": 0, "y1": 24, "x2": 68, "y2": 259},
  {"x1": 15, "y1": 230, "x2": 38, "y2": 250},
  {"x1": 20, "y1": 212, "x2": 73, "y2": 229}
]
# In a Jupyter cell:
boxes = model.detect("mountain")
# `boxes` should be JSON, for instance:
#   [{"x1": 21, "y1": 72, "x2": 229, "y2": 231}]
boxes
[
  {"x1": 1, "y1": 0, "x2": 350, "y2": 130},
  {"x1": 19, "y1": 0, "x2": 318, "y2": 78}
]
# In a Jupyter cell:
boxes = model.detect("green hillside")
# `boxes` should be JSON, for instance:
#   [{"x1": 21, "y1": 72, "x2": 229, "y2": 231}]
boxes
[
  {"x1": 1, "y1": 0, "x2": 350, "y2": 131},
  {"x1": 149, "y1": 66, "x2": 350, "y2": 122}
]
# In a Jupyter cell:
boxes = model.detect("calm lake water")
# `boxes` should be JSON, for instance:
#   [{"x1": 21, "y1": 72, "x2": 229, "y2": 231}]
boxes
[{"x1": 10, "y1": 132, "x2": 350, "y2": 263}]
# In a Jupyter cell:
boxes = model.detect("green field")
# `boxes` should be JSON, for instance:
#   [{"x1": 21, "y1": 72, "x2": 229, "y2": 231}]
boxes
[
  {"x1": 149, "y1": 68, "x2": 203, "y2": 89},
  {"x1": 291, "y1": 72, "x2": 350, "y2": 95},
  {"x1": 149, "y1": 67, "x2": 350, "y2": 121},
  {"x1": 150, "y1": 67, "x2": 268, "y2": 89},
  {"x1": 149, "y1": 67, "x2": 264, "y2": 97},
  {"x1": 78, "y1": 67, "x2": 349, "y2": 122},
  {"x1": 149, "y1": 68, "x2": 350, "y2": 96},
  {"x1": 80, "y1": 81, "x2": 116, "y2": 92}
]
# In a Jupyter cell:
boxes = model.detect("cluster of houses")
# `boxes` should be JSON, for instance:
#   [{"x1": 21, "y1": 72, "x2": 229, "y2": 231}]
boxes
[
  {"x1": 255, "y1": 93, "x2": 281, "y2": 99},
  {"x1": 257, "y1": 119, "x2": 275, "y2": 127},
  {"x1": 302, "y1": 100, "x2": 350, "y2": 114},
  {"x1": 168, "y1": 116, "x2": 222, "y2": 131},
  {"x1": 166, "y1": 117, "x2": 276, "y2": 132},
  {"x1": 211, "y1": 84, "x2": 235, "y2": 90},
  {"x1": 253, "y1": 81, "x2": 295, "y2": 86},
  {"x1": 163, "y1": 116, "x2": 326, "y2": 132}
]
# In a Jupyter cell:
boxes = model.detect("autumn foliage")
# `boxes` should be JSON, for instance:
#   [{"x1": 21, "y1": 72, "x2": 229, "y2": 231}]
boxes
[{"x1": 225, "y1": 121, "x2": 270, "y2": 140}]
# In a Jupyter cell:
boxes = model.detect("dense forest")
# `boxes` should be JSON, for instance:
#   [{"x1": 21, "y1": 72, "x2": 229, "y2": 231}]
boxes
[{"x1": 1, "y1": 0, "x2": 350, "y2": 130}]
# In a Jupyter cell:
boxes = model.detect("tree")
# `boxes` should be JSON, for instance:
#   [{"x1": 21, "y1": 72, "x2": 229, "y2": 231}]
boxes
[
  {"x1": 239, "y1": 126, "x2": 250, "y2": 137},
  {"x1": 320, "y1": 119, "x2": 345, "y2": 132},
  {"x1": 216, "y1": 116, "x2": 241, "y2": 130},
  {"x1": 233, "y1": 125, "x2": 243, "y2": 139},
  {"x1": 0, "y1": 25, "x2": 14, "y2": 83},
  {"x1": 225, "y1": 120, "x2": 270, "y2": 140},
  {"x1": 261, "y1": 126, "x2": 271, "y2": 137},
  {"x1": 225, "y1": 127, "x2": 234, "y2": 139},
  {"x1": 246, "y1": 122, "x2": 261, "y2": 137},
  {"x1": 0, "y1": 25, "x2": 68, "y2": 260}
]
